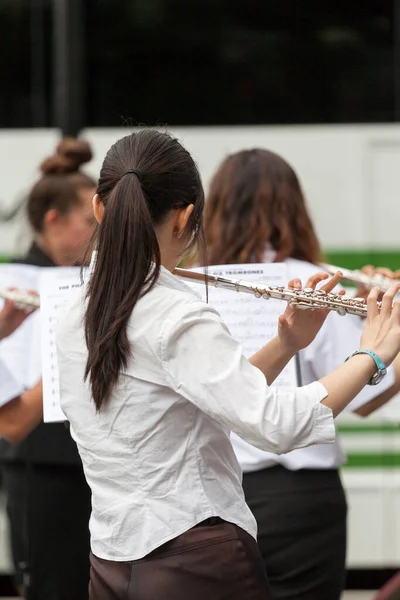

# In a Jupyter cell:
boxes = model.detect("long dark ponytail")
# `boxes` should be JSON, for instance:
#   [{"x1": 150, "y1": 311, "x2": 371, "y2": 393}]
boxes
[{"x1": 84, "y1": 130, "x2": 204, "y2": 410}]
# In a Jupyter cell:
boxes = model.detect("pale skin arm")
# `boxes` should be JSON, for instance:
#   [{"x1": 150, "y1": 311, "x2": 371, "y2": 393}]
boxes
[
  {"x1": 0, "y1": 296, "x2": 41, "y2": 443},
  {"x1": 352, "y1": 266, "x2": 400, "y2": 416},
  {"x1": 249, "y1": 271, "x2": 345, "y2": 384},
  {"x1": 251, "y1": 336, "x2": 377, "y2": 419},
  {"x1": 0, "y1": 379, "x2": 43, "y2": 444},
  {"x1": 0, "y1": 294, "x2": 37, "y2": 341}
]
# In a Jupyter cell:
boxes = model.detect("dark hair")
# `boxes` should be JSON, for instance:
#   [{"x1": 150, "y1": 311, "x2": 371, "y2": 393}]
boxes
[
  {"x1": 204, "y1": 149, "x2": 323, "y2": 266},
  {"x1": 28, "y1": 137, "x2": 96, "y2": 232},
  {"x1": 84, "y1": 130, "x2": 205, "y2": 411}
]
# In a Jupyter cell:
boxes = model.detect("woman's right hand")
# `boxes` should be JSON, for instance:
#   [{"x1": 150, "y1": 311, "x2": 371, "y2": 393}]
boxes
[
  {"x1": 360, "y1": 284, "x2": 400, "y2": 366},
  {"x1": 0, "y1": 289, "x2": 37, "y2": 341}
]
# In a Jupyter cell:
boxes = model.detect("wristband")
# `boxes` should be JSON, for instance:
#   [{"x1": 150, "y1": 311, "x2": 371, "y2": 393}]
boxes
[{"x1": 345, "y1": 349, "x2": 387, "y2": 386}]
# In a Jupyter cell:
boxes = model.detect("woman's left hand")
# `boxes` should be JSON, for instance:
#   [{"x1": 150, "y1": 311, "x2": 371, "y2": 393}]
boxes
[{"x1": 278, "y1": 271, "x2": 344, "y2": 353}]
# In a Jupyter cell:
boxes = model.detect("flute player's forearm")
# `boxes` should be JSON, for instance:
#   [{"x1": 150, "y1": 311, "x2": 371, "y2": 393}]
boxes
[
  {"x1": 319, "y1": 354, "x2": 377, "y2": 417},
  {"x1": 249, "y1": 337, "x2": 295, "y2": 384},
  {"x1": 0, "y1": 379, "x2": 43, "y2": 443}
]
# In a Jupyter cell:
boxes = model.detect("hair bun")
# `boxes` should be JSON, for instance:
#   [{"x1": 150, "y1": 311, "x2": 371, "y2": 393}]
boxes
[{"x1": 40, "y1": 137, "x2": 93, "y2": 175}]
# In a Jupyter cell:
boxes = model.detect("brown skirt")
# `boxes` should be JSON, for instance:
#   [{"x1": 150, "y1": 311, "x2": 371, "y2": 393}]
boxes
[{"x1": 89, "y1": 518, "x2": 272, "y2": 600}]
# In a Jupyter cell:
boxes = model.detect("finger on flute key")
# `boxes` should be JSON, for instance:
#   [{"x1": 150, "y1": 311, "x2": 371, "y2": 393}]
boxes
[
  {"x1": 303, "y1": 272, "x2": 329, "y2": 291},
  {"x1": 391, "y1": 299, "x2": 400, "y2": 322},
  {"x1": 381, "y1": 283, "x2": 400, "y2": 319},
  {"x1": 319, "y1": 271, "x2": 343, "y2": 294},
  {"x1": 287, "y1": 278, "x2": 302, "y2": 290},
  {"x1": 367, "y1": 287, "x2": 382, "y2": 321},
  {"x1": 360, "y1": 264, "x2": 375, "y2": 276}
]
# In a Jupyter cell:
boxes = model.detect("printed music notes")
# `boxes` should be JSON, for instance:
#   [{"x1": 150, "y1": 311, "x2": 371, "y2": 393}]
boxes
[
  {"x1": 189, "y1": 263, "x2": 298, "y2": 389},
  {"x1": 0, "y1": 264, "x2": 41, "y2": 389},
  {"x1": 0, "y1": 264, "x2": 84, "y2": 421},
  {"x1": 40, "y1": 273, "x2": 84, "y2": 422}
]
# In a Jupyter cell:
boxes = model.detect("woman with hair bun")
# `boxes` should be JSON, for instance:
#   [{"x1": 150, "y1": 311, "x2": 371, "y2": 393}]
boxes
[{"x1": 0, "y1": 138, "x2": 97, "y2": 600}]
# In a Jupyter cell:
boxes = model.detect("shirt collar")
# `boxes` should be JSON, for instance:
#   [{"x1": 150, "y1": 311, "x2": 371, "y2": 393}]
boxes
[{"x1": 157, "y1": 265, "x2": 203, "y2": 299}]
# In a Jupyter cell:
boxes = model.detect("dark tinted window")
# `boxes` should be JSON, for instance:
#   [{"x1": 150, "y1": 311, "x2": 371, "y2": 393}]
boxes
[
  {"x1": 0, "y1": 0, "x2": 52, "y2": 128},
  {"x1": 85, "y1": 0, "x2": 395, "y2": 126},
  {"x1": 0, "y1": 0, "x2": 395, "y2": 127}
]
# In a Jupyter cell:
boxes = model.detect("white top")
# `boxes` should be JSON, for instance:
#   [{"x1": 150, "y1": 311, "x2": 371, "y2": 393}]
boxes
[
  {"x1": 56, "y1": 265, "x2": 335, "y2": 561},
  {"x1": 0, "y1": 357, "x2": 23, "y2": 407},
  {"x1": 232, "y1": 257, "x2": 396, "y2": 472}
]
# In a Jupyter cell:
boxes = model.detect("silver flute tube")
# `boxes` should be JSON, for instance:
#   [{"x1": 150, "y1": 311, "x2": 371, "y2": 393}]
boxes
[
  {"x1": 320, "y1": 262, "x2": 393, "y2": 292},
  {"x1": 0, "y1": 289, "x2": 40, "y2": 310},
  {"x1": 2, "y1": 267, "x2": 381, "y2": 317},
  {"x1": 174, "y1": 268, "x2": 371, "y2": 317}
]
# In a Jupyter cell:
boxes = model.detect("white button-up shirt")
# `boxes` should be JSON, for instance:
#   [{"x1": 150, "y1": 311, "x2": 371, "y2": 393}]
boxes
[
  {"x1": 0, "y1": 357, "x2": 23, "y2": 407},
  {"x1": 56, "y1": 265, "x2": 335, "y2": 561},
  {"x1": 232, "y1": 257, "x2": 396, "y2": 472}
]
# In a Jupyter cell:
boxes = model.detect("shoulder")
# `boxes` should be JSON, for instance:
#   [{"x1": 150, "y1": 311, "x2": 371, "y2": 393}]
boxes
[{"x1": 154, "y1": 290, "x2": 226, "y2": 349}]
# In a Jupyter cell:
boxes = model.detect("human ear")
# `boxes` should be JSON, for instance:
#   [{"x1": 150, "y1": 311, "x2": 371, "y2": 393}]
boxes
[
  {"x1": 92, "y1": 194, "x2": 104, "y2": 224},
  {"x1": 175, "y1": 204, "x2": 194, "y2": 238}
]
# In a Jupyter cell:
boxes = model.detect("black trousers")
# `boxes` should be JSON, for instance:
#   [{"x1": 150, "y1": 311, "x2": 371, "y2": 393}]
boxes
[
  {"x1": 2, "y1": 463, "x2": 91, "y2": 600},
  {"x1": 89, "y1": 518, "x2": 272, "y2": 600},
  {"x1": 242, "y1": 465, "x2": 347, "y2": 600}
]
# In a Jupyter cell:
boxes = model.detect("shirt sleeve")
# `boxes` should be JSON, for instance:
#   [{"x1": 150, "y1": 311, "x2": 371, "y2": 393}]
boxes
[
  {"x1": 0, "y1": 357, "x2": 23, "y2": 408},
  {"x1": 161, "y1": 301, "x2": 335, "y2": 455},
  {"x1": 302, "y1": 310, "x2": 396, "y2": 412}
]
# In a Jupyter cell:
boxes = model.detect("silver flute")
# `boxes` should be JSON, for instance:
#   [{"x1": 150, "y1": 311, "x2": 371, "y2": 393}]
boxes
[
  {"x1": 174, "y1": 268, "x2": 371, "y2": 317},
  {"x1": 1, "y1": 268, "x2": 380, "y2": 317},
  {"x1": 320, "y1": 262, "x2": 393, "y2": 292},
  {"x1": 0, "y1": 289, "x2": 40, "y2": 311}
]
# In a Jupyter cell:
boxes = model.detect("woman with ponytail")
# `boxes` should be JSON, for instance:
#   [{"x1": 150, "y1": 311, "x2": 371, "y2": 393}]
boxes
[{"x1": 57, "y1": 130, "x2": 400, "y2": 600}]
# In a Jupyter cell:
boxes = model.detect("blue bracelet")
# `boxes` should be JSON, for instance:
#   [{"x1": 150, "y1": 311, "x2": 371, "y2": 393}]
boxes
[{"x1": 345, "y1": 349, "x2": 387, "y2": 386}]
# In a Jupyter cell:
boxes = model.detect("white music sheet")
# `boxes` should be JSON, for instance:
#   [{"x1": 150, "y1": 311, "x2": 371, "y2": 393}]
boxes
[
  {"x1": 188, "y1": 263, "x2": 298, "y2": 389},
  {"x1": 0, "y1": 264, "x2": 40, "y2": 388},
  {"x1": 39, "y1": 269, "x2": 85, "y2": 422},
  {"x1": 0, "y1": 264, "x2": 83, "y2": 418}
]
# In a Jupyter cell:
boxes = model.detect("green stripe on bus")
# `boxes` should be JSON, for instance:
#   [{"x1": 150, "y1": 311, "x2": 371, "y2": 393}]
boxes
[
  {"x1": 344, "y1": 453, "x2": 400, "y2": 468},
  {"x1": 2, "y1": 249, "x2": 400, "y2": 268},
  {"x1": 325, "y1": 250, "x2": 400, "y2": 271},
  {"x1": 337, "y1": 424, "x2": 400, "y2": 434}
]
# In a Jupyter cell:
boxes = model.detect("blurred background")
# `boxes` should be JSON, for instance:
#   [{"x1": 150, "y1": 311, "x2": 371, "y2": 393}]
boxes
[{"x1": 1, "y1": 1, "x2": 400, "y2": 598}]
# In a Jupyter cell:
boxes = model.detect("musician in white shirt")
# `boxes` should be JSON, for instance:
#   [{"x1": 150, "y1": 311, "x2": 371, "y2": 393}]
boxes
[
  {"x1": 203, "y1": 147, "x2": 400, "y2": 600},
  {"x1": 0, "y1": 295, "x2": 42, "y2": 441},
  {"x1": 56, "y1": 130, "x2": 400, "y2": 600}
]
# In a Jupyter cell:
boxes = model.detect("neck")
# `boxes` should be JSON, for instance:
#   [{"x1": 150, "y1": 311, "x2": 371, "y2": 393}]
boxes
[
  {"x1": 157, "y1": 240, "x2": 181, "y2": 272},
  {"x1": 35, "y1": 235, "x2": 70, "y2": 266}
]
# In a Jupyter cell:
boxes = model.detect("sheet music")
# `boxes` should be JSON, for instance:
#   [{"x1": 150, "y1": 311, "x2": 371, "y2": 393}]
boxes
[
  {"x1": 0, "y1": 264, "x2": 84, "y2": 420},
  {"x1": 0, "y1": 264, "x2": 40, "y2": 387},
  {"x1": 40, "y1": 271, "x2": 84, "y2": 422},
  {"x1": 189, "y1": 263, "x2": 297, "y2": 389}
]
